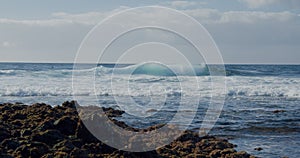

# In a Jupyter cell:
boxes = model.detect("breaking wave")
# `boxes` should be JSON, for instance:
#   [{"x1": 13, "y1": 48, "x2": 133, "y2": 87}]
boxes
[{"x1": 96, "y1": 63, "x2": 209, "y2": 76}]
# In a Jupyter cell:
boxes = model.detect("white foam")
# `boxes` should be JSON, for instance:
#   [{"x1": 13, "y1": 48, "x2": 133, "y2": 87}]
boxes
[{"x1": 1, "y1": 71, "x2": 299, "y2": 100}]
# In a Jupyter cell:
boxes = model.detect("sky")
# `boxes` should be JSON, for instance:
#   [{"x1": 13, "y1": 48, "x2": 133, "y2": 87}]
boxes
[{"x1": 0, "y1": 0, "x2": 299, "y2": 64}]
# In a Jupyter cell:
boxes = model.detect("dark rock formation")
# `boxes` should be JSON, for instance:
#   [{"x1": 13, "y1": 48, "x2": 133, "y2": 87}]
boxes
[{"x1": 0, "y1": 101, "x2": 255, "y2": 158}]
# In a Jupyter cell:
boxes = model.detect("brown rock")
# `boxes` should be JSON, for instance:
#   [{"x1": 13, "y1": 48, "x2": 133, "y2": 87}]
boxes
[
  {"x1": 54, "y1": 151, "x2": 70, "y2": 158},
  {"x1": 28, "y1": 142, "x2": 49, "y2": 157},
  {"x1": 234, "y1": 151, "x2": 251, "y2": 158},
  {"x1": 102, "y1": 107, "x2": 125, "y2": 117},
  {"x1": 53, "y1": 140, "x2": 75, "y2": 152},
  {"x1": 1, "y1": 138, "x2": 20, "y2": 151},
  {"x1": 54, "y1": 116, "x2": 78, "y2": 135},
  {"x1": 0, "y1": 154, "x2": 14, "y2": 158},
  {"x1": 13, "y1": 144, "x2": 30, "y2": 158},
  {"x1": 220, "y1": 148, "x2": 236, "y2": 155},
  {"x1": 70, "y1": 148, "x2": 89, "y2": 158},
  {"x1": 209, "y1": 149, "x2": 221, "y2": 158},
  {"x1": 36, "y1": 119, "x2": 55, "y2": 131},
  {"x1": 20, "y1": 129, "x2": 32, "y2": 137},
  {"x1": 254, "y1": 147, "x2": 263, "y2": 151},
  {"x1": 11, "y1": 113, "x2": 26, "y2": 120},
  {"x1": 62, "y1": 101, "x2": 77, "y2": 109},
  {"x1": 0, "y1": 101, "x2": 256, "y2": 158},
  {"x1": 0, "y1": 127, "x2": 10, "y2": 142},
  {"x1": 0, "y1": 105, "x2": 12, "y2": 112},
  {"x1": 75, "y1": 120, "x2": 99, "y2": 143},
  {"x1": 31, "y1": 130, "x2": 64, "y2": 145}
]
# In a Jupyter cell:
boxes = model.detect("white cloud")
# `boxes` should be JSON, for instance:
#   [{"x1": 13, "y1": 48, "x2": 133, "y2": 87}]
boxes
[
  {"x1": 0, "y1": 6, "x2": 130, "y2": 27},
  {"x1": 2, "y1": 41, "x2": 15, "y2": 48},
  {"x1": 184, "y1": 9, "x2": 297, "y2": 24},
  {"x1": 1, "y1": 7, "x2": 296, "y2": 28},
  {"x1": 0, "y1": 18, "x2": 74, "y2": 26},
  {"x1": 52, "y1": 6, "x2": 129, "y2": 26},
  {"x1": 163, "y1": 1, "x2": 206, "y2": 9},
  {"x1": 239, "y1": 0, "x2": 300, "y2": 9},
  {"x1": 183, "y1": 8, "x2": 300, "y2": 63},
  {"x1": 239, "y1": 0, "x2": 279, "y2": 8},
  {"x1": 184, "y1": 9, "x2": 221, "y2": 23},
  {"x1": 51, "y1": 12, "x2": 105, "y2": 25},
  {"x1": 218, "y1": 11, "x2": 296, "y2": 23},
  {"x1": 169, "y1": 1, "x2": 197, "y2": 8}
]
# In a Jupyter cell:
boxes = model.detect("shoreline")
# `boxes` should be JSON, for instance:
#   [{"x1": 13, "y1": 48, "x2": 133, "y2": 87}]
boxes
[{"x1": 0, "y1": 101, "x2": 255, "y2": 158}]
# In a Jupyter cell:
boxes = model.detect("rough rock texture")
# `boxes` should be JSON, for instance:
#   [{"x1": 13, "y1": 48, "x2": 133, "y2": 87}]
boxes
[{"x1": 0, "y1": 101, "x2": 255, "y2": 158}]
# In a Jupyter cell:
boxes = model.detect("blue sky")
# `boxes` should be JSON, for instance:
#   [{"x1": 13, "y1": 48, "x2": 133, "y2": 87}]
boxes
[{"x1": 0, "y1": 0, "x2": 299, "y2": 63}]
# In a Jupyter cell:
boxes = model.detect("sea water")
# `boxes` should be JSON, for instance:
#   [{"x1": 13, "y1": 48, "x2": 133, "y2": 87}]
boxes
[{"x1": 0, "y1": 63, "x2": 299, "y2": 157}]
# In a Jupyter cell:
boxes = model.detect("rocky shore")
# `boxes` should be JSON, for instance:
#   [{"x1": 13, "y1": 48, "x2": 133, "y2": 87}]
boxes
[{"x1": 0, "y1": 101, "x2": 255, "y2": 158}]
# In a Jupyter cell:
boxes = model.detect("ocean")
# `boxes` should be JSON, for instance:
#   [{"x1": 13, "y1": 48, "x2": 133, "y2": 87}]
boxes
[{"x1": 0, "y1": 63, "x2": 299, "y2": 157}]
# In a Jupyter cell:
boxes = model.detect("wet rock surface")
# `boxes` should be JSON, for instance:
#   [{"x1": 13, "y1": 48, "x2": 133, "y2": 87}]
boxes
[{"x1": 0, "y1": 101, "x2": 255, "y2": 158}]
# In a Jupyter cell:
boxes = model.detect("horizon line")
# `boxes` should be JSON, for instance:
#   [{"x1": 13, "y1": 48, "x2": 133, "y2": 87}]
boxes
[{"x1": 0, "y1": 61, "x2": 299, "y2": 65}]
